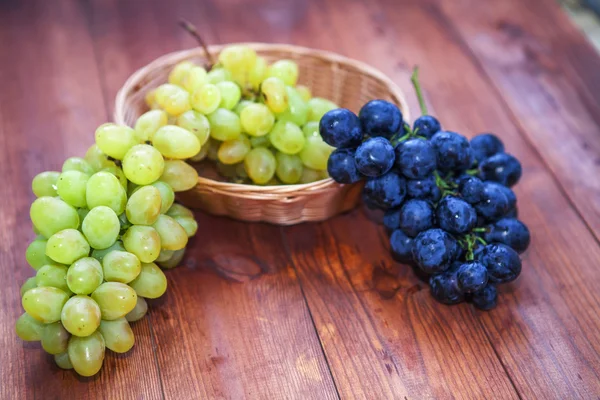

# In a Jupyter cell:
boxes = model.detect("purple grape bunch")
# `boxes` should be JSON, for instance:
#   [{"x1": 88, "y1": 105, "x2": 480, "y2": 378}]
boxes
[{"x1": 321, "y1": 69, "x2": 530, "y2": 310}]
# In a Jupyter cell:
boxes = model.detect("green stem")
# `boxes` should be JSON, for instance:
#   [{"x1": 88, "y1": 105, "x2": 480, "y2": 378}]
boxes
[
  {"x1": 472, "y1": 227, "x2": 487, "y2": 233},
  {"x1": 466, "y1": 168, "x2": 479, "y2": 176},
  {"x1": 411, "y1": 66, "x2": 428, "y2": 116}
]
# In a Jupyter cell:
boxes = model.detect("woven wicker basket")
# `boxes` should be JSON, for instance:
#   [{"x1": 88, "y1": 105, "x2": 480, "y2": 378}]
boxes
[{"x1": 114, "y1": 43, "x2": 410, "y2": 225}]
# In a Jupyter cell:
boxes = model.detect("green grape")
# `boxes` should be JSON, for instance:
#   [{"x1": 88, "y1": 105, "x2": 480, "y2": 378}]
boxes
[
  {"x1": 217, "y1": 162, "x2": 240, "y2": 180},
  {"x1": 219, "y1": 45, "x2": 257, "y2": 74},
  {"x1": 166, "y1": 203, "x2": 194, "y2": 218},
  {"x1": 145, "y1": 88, "x2": 159, "y2": 109},
  {"x1": 32, "y1": 171, "x2": 60, "y2": 197},
  {"x1": 307, "y1": 98, "x2": 337, "y2": 122},
  {"x1": 160, "y1": 160, "x2": 198, "y2": 192},
  {"x1": 177, "y1": 110, "x2": 210, "y2": 146},
  {"x1": 20, "y1": 277, "x2": 38, "y2": 296},
  {"x1": 153, "y1": 125, "x2": 201, "y2": 159},
  {"x1": 129, "y1": 263, "x2": 167, "y2": 299},
  {"x1": 267, "y1": 59, "x2": 299, "y2": 86},
  {"x1": 102, "y1": 250, "x2": 141, "y2": 283},
  {"x1": 122, "y1": 144, "x2": 165, "y2": 186},
  {"x1": 134, "y1": 109, "x2": 168, "y2": 142},
  {"x1": 91, "y1": 241, "x2": 125, "y2": 262},
  {"x1": 95, "y1": 123, "x2": 137, "y2": 160},
  {"x1": 275, "y1": 152, "x2": 303, "y2": 184},
  {"x1": 234, "y1": 100, "x2": 253, "y2": 115},
  {"x1": 248, "y1": 56, "x2": 267, "y2": 90},
  {"x1": 63, "y1": 157, "x2": 95, "y2": 175},
  {"x1": 125, "y1": 296, "x2": 148, "y2": 322},
  {"x1": 151, "y1": 181, "x2": 175, "y2": 214},
  {"x1": 302, "y1": 121, "x2": 320, "y2": 138},
  {"x1": 207, "y1": 138, "x2": 220, "y2": 161},
  {"x1": 67, "y1": 257, "x2": 103, "y2": 295},
  {"x1": 190, "y1": 83, "x2": 221, "y2": 114},
  {"x1": 26, "y1": 239, "x2": 52, "y2": 270},
  {"x1": 152, "y1": 215, "x2": 188, "y2": 251},
  {"x1": 16, "y1": 312, "x2": 44, "y2": 341},
  {"x1": 182, "y1": 65, "x2": 207, "y2": 93},
  {"x1": 41, "y1": 322, "x2": 70, "y2": 354},
  {"x1": 250, "y1": 135, "x2": 271, "y2": 148},
  {"x1": 155, "y1": 83, "x2": 191, "y2": 116},
  {"x1": 84, "y1": 144, "x2": 114, "y2": 171},
  {"x1": 86, "y1": 172, "x2": 127, "y2": 214},
  {"x1": 22, "y1": 287, "x2": 69, "y2": 323},
  {"x1": 206, "y1": 67, "x2": 231, "y2": 84},
  {"x1": 68, "y1": 331, "x2": 105, "y2": 377},
  {"x1": 216, "y1": 81, "x2": 242, "y2": 110},
  {"x1": 296, "y1": 85, "x2": 312, "y2": 102},
  {"x1": 30, "y1": 197, "x2": 79, "y2": 238},
  {"x1": 299, "y1": 167, "x2": 323, "y2": 183},
  {"x1": 277, "y1": 86, "x2": 308, "y2": 126},
  {"x1": 218, "y1": 134, "x2": 251, "y2": 165},
  {"x1": 54, "y1": 352, "x2": 73, "y2": 370},
  {"x1": 61, "y1": 295, "x2": 101, "y2": 337},
  {"x1": 91, "y1": 282, "x2": 137, "y2": 320},
  {"x1": 99, "y1": 318, "x2": 135, "y2": 353},
  {"x1": 126, "y1": 186, "x2": 162, "y2": 225},
  {"x1": 157, "y1": 248, "x2": 186, "y2": 269},
  {"x1": 244, "y1": 148, "x2": 276, "y2": 184},
  {"x1": 269, "y1": 120, "x2": 305, "y2": 155},
  {"x1": 46, "y1": 229, "x2": 90, "y2": 265},
  {"x1": 240, "y1": 103, "x2": 275, "y2": 137},
  {"x1": 36, "y1": 264, "x2": 71, "y2": 294},
  {"x1": 122, "y1": 225, "x2": 161, "y2": 263},
  {"x1": 189, "y1": 144, "x2": 208, "y2": 162},
  {"x1": 56, "y1": 171, "x2": 89, "y2": 208},
  {"x1": 101, "y1": 164, "x2": 128, "y2": 190},
  {"x1": 173, "y1": 216, "x2": 198, "y2": 237},
  {"x1": 82, "y1": 206, "x2": 120, "y2": 249},
  {"x1": 168, "y1": 61, "x2": 194, "y2": 86},
  {"x1": 207, "y1": 108, "x2": 242, "y2": 141},
  {"x1": 261, "y1": 77, "x2": 288, "y2": 113},
  {"x1": 156, "y1": 249, "x2": 175, "y2": 263},
  {"x1": 299, "y1": 136, "x2": 334, "y2": 171}
]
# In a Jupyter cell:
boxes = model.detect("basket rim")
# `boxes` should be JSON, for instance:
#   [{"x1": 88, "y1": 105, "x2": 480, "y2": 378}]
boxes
[{"x1": 114, "y1": 42, "x2": 411, "y2": 193}]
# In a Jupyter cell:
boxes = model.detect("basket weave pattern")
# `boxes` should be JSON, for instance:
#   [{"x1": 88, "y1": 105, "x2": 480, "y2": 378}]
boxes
[{"x1": 114, "y1": 43, "x2": 409, "y2": 225}]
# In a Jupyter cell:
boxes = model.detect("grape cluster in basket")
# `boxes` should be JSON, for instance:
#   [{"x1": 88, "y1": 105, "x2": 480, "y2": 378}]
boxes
[
  {"x1": 144, "y1": 44, "x2": 338, "y2": 185},
  {"x1": 323, "y1": 70, "x2": 531, "y2": 310},
  {"x1": 16, "y1": 119, "x2": 200, "y2": 376}
]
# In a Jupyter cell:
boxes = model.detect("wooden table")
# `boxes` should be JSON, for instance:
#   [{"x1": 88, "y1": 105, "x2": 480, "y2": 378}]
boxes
[{"x1": 2, "y1": 0, "x2": 600, "y2": 398}]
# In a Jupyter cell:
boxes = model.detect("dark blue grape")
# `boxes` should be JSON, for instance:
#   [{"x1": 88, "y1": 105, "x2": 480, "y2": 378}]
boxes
[
  {"x1": 431, "y1": 131, "x2": 473, "y2": 172},
  {"x1": 412, "y1": 228, "x2": 457, "y2": 275},
  {"x1": 319, "y1": 108, "x2": 363, "y2": 148},
  {"x1": 471, "y1": 285, "x2": 498, "y2": 310},
  {"x1": 363, "y1": 171, "x2": 406, "y2": 210},
  {"x1": 354, "y1": 137, "x2": 395, "y2": 177},
  {"x1": 484, "y1": 218, "x2": 531, "y2": 253},
  {"x1": 429, "y1": 264, "x2": 464, "y2": 305},
  {"x1": 383, "y1": 208, "x2": 401, "y2": 233},
  {"x1": 475, "y1": 181, "x2": 510, "y2": 221},
  {"x1": 477, "y1": 243, "x2": 521, "y2": 283},
  {"x1": 457, "y1": 262, "x2": 488, "y2": 293},
  {"x1": 479, "y1": 153, "x2": 522, "y2": 187},
  {"x1": 413, "y1": 115, "x2": 441, "y2": 139},
  {"x1": 390, "y1": 229, "x2": 414, "y2": 263},
  {"x1": 470, "y1": 133, "x2": 504, "y2": 163},
  {"x1": 406, "y1": 176, "x2": 442, "y2": 202},
  {"x1": 458, "y1": 176, "x2": 484, "y2": 204},
  {"x1": 358, "y1": 100, "x2": 403, "y2": 139},
  {"x1": 395, "y1": 138, "x2": 437, "y2": 179},
  {"x1": 399, "y1": 199, "x2": 434, "y2": 237},
  {"x1": 327, "y1": 149, "x2": 362, "y2": 184},
  {"x1": 436, "y1": 196, "x2": 477, "y2": 235}
]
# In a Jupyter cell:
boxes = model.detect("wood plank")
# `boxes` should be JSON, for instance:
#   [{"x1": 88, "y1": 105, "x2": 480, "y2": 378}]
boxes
[
  {"x1": 86, "y1": 1, "x2": 339, "y2": 398},
  {"x1": 440, "y1": 0, "x2": 600, "y2": 239},
  {"x1": 374, "y1": 0, "x2": 600, "y2": 397},
  {"x1": 0, "y1": 1, "x2": 164, "y2": 399}
]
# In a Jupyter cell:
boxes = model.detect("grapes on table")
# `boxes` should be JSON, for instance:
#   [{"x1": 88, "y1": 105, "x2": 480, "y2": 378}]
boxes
[{"x1": 324, "y1": 67, "x2": 530, "y2": 311}]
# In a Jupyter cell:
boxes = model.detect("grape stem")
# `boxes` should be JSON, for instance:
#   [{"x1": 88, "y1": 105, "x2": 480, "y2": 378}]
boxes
[
  {"x1": 411, "y1": 67, "x2": 428, "y2": 116},
  {"x1": 179, "y1": 19, "x2": 216, "y2": 67}
]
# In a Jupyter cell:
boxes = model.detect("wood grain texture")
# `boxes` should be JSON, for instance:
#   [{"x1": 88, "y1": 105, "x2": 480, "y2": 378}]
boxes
[{"x1": 2, "y1": 0, "x2": 600, "y2": 399}]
